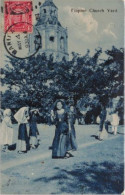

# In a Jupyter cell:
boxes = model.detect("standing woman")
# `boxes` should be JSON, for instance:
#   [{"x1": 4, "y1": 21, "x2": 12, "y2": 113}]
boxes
[
  {"x1": 29, "y1": 109, "x2": 40, "y2": 149},
  {"x1": 98, "y1": 105, "x2": 108, "y2": 141},
  {"x1": 51, "y1": 100, "x2": 71, "y2": 159},
  {"x1": 0, "y1": 109, "x2": 13, "y2": 152},
  {"x1": 67, "y1": 105, "x2": 77, "y2": 151},
  {"x1": 98, "y1": 106, "x2": 106, "y2": 139},
  {"x1": 14, "y1": 107, "x2": 29, "y2": 154}
]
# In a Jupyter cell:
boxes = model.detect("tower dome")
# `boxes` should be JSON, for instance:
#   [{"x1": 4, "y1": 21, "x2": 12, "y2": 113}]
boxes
[
  {"x1": 41, "y1": 0, "x2": 57, "y2": 9},
  {"x1": 36, "y1": 0, "x2": 58, "y2": 26}
]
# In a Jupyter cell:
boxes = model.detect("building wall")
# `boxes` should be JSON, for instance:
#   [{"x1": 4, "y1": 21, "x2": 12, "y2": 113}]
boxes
[
  {"x1": 35, "y1": 24, "x2": 69, "y2": 61},
  {"x1": 32, "y1": 0, "x2": 69, "y2": 62}
]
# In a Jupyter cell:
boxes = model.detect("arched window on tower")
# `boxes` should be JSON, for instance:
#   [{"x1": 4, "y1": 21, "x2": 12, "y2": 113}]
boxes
[
  {"x1": 43, "y1": 9, "x2": 46, "y2": 13},
  {"x1": 35, "y1": 14, "x2": 40, "y2": 21},
  {"x1": 1, "y1": 6, "x2": 3, "y2": 13},
  {"x1": 60, "y1": 37, "x2": 64, "y2": 50},
  {"x1": 49, "y1": 36, "x2": 55, "y2": 49},
  {"x1": 50, "y1": 36, "x2": 54, "y2": 42},
  {"x1": 34, "y1": 34, "x2": 42, "y2": 50},
  {"x1": 62, "y1": 56, "x2": 66, "y2": 61}
]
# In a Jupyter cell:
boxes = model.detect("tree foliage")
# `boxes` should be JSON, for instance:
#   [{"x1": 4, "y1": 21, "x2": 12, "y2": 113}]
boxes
[{"x1": 1, "y1": 46, "x2": 124, "y2": 120}]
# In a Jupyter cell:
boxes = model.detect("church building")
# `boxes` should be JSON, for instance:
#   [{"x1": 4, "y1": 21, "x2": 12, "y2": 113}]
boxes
[{"x1": 31, "y1": 0, "x2": 69, "y2": 61}]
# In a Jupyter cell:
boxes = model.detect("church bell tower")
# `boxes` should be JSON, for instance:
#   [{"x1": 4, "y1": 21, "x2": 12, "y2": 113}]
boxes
[{"x1": 34, "y1": 0, "x2": 69, "y2": 61}]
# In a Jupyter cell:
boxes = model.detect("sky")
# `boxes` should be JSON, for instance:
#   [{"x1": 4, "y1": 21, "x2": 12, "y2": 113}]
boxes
[
  {"x1": 33, "y1": 0, "x2": 124, "y2": 59},
  {"x1": 1, "y1": 0, "x2": 124, "y2": 62}
]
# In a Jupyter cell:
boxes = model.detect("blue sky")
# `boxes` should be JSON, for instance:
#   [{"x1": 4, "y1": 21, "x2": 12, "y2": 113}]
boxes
[
  {"x1": 57, "y1": 0, "x2": 124, "y2": 59},
  {"x1": 33, "y1": 0, "x2": 124, "y2": 59},
  {"x1": 3, "y1": 0, "x2": 124, "y2": 61}
]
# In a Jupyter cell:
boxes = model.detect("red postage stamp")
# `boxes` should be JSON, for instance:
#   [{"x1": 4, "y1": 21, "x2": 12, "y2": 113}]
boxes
[{"x1": 4, "y1": 1, "x2": 33, "y2": 33}]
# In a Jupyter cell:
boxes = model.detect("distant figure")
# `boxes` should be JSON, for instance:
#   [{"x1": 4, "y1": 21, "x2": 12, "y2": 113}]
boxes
[
  {"x1": 67, "y1": 105, "x2": 77, "y2": 151},
  {"x1": 105, "y1": 108, "x2": 112, "y2": 132},
  {"x1": 98, "y1": 106, "x2": 108, "y2": 140},
  {"x1": 96, "y1": 115, "x2": 100, "y2": 124},
  {"x1": 111, "y1": 111, "x2": 120, "y2": 135},
  {"x1": 0, "y1": 109, "x2": 4, "y2": 123},
  {"x1": 99, "y1": 106, "x2": 107, "y2": 132},
  {"x1": 51, "y1": 100, "x2": 72, "y2": 159},
  {"x1": 14, "y1": 107, "x2": 29, "y2": 154},
  {"x1": 0, "y1": 109, "x2": 13, "y2": 152},
  {"x1": 29, "y1": 109, "x2": 40, "y2": 149}
]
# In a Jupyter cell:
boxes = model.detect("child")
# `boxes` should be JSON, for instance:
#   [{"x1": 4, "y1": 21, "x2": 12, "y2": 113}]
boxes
[
  {"x1": 14, "y1": 107, "x2": 29, "y2": 154},
  {"x1": 111, "y1": 111, "x2": 120, "y2": 135},
  {"x1": 0, "y1": 109, "x2": 13, "y2": 152}
]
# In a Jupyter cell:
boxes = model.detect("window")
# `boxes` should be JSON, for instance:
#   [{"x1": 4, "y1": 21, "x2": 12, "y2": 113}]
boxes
[
  {"x1": 34, "y1": 35, "x2": 42, "y2": 49},
  {"x1": 49, "y1": 36, "x2": 54, "y2": 42},
  {"x1": 60, "y1": 37, "x2": 64, "y2": 49},
  {"x1": 35, "y1": 5, "x2": 37, "y2": 9},
  {"x1": 43, "y1": 9, "x2": 46, "y2": 13},
  {"x1": 62, "y1": 56, "x2": 66, "y2": 61},
  {"x1": 35, "y1": 14, "x2": 40, "y2": 21},
  {"x1": 49, "y1": 36, "x2": 54, "y2": 49},
  {"x1": 1, "y1": 6, "x2": 3, "y2": 13},
  {"x1": 39, "y1": 2, "x2": 41, "y2": 6},
  {"x1": 60, "y1": 37, "x2": 64, "y2": 40}
]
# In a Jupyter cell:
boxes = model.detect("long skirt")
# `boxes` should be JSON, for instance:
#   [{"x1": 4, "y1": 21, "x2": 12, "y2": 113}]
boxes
[
  {"x1": 67, "y1": 125, "x2": 77, "y2": 151},
  {"x1": 29, "y1": 122, "x2": 38, "y2": 146},
  {"x1": 18, "y1": 124, "x2": 29, "y2": 151},
  {"x1": 29, "y1": 122, "x2": 38, "y2": 137},
  {"x1": 0, "y1": 122, "x2": 13, "y2": 146},
  {"x1": 52, "y1": 124, "x2": 68, "y2": 158},
  {"x1": 18, "y1": 140, "x2": 26, "y2": 151}
]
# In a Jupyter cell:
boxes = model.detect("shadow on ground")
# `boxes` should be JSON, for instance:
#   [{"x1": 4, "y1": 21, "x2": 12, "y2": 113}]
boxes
[
  {"x1": 34, "y1": 161, "x2": 124, "y2": 194},
  {"x1": 91, "y1": 135, "x2": 99, "y2": 140}
]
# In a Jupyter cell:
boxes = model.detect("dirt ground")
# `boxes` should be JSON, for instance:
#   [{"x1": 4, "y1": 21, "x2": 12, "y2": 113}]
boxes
[{"x1": 0, "y1": 124, "x2": 124, "y2": 194}]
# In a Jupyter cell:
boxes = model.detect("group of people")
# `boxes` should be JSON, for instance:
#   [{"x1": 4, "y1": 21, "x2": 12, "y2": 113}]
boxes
[
  {"x1": 96, "y1": 105, "x2": 120, "y2": 141},
  {"x1": 0, "y1": 100, "x2": 120, "y2": 158},
  {"x1": 0, "y1": 100, "x2": 78, "y2": 159},
  {"x1": 0, "y1": 107, "x2": 40, "y2": 154}
]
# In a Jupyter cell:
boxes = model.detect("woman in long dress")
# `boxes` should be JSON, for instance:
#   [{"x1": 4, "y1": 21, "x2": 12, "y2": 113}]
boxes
[
  {"x1": 14, "y1": 107, "x2": 29, "y2": 154},
  {"x1": 67, "y1": 105, "x2": 77, "y2": 151},
  {"x1": 0, "y1": 109, "x2": 13, "y2": 152},
  {"x1": 51, "y1": 100, "x2": 71, "y2": 159},
  {"x1": 98, "y1": 106, "x2": 108, "y2": 141},
  {"x1": 29, "y1": 109, "x2": 40, "y2": 149}
]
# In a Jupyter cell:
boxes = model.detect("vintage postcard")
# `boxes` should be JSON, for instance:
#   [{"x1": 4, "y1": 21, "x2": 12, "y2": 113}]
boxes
[{"x1": 0, "y1": 0, "x2": 124, "y2": 194}]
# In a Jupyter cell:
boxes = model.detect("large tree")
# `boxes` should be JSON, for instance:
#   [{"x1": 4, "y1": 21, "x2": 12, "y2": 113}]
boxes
[{"x1": 1, "y1": 46, "x2": 124, "y2": 116}]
